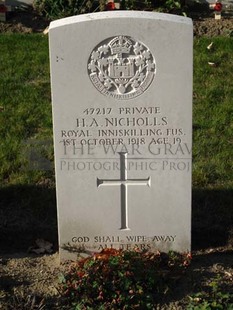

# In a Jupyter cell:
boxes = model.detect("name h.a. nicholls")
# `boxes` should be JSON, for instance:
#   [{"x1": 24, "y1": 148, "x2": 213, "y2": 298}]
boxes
[{"x1": 76, "y1": 116, "x2": 168, "y2": 128}]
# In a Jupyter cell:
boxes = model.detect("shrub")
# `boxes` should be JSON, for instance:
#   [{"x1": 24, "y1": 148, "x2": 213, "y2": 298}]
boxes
[
  {"x1": 120, "y1": 0, "x2": 153, "y2": 10},
  {"x1": 60, "y1": 248, "x2": 191, "y2": 309},
  {"x1": 33, "y1": 0, "x2": 106, "y2": 20},
  {"x1": 156, "y1": 0, "x2": 187, "y2": 15},
  {"x1": 33, "y1": 0, "x2": 188, "y2": 21}
]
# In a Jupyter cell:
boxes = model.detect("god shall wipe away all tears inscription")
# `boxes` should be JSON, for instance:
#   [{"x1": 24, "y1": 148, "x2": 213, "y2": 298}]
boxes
[{"x1": 49, "y1": 11, "x2": 193, "y2": 261}]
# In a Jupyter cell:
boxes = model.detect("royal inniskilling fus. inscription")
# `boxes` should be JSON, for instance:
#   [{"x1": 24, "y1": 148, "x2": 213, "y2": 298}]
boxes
[{"x1": 49, "y1": 11, "x2": 193, "y2": 261}]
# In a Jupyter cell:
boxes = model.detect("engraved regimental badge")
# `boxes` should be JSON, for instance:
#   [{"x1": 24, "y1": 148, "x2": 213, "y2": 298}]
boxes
[{"x1": 88, "y1": 35, "x2": 156, "y2": 100}]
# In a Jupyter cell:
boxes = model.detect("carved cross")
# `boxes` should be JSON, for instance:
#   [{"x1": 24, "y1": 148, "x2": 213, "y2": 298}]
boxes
[{"x1": 97, "y1": 152, "x2": 151, "y2": 230}]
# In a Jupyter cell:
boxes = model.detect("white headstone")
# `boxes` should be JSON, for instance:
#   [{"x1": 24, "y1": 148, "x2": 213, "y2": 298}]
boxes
[{"x1": 49, "y1": 11, "x2": 193, "y2": 261}]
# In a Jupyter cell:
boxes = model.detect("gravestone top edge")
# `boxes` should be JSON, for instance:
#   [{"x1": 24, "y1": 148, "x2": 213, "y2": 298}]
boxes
[{"x1": 49, "y1": 11, "x2": 192, "y2": 31}]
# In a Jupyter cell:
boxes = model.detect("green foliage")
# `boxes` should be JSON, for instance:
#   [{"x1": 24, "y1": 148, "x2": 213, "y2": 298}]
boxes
[
  {"x1": 60, "y1": 248, "x2": 191, "y2": 309},
  {"x1": 33, "y1": 0, "x2": 188, "y2": 20},
  {"x1": 154, "y1": 0, "x2": 187, "y2": 14},
  {"x1": 187, "y1": 276, "x2": 233, "y2": 309},
  {"x1": 164, "y1": 0, "x2": 182, "y2": 10},
  {"x1": 120, "y1": 0, "x2": 152, "y2": 10},
  {"x1": 33, "y1": 0, "x2": 106, "y2": 20}
]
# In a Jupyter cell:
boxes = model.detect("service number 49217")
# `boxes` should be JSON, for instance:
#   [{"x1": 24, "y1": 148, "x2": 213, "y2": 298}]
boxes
[{"x1": 83, "y1": 108, "x2": 112, "y2": 115}]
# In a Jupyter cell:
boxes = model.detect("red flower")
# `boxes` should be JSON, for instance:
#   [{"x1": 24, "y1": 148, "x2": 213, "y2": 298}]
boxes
[
  {"x1": 94, "y1": 248, "x2": 121, "y2": 260},
  {"x1": 214, "y1": 2, "x2": 222, "y2": 11},
  {"x1": 0, "y1": 4, "x2": 7, "y2": 13},
  {"x1": 106, "y1": 1, "x2": 115, "y2": 10}
]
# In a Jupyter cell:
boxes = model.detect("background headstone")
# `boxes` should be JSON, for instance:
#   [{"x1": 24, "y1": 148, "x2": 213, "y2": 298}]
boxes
[{"x1": 49, "y1": 11, "x2": 193, "y2": 261}]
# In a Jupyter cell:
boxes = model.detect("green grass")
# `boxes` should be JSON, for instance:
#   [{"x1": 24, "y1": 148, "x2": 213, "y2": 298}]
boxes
[
  {"x1": 0, "y1": 34, "x2": 232, "y2": 189},
  {"x1": 0, "y1": 34, "x2": 53, "y2": 186},
  {"x1": 192, "y1": 37, "x2": 233, "y2": 189}
]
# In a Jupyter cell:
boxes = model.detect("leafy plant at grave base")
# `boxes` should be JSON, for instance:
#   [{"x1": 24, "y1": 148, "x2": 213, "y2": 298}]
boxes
[
  {"x1": 33, "y1": 0, "x2": 106, "y2": 20},
  {"x1": 60, "y1": 248, "x2": 192, "y2": 309},
  {"x1": 187, "y1": 276, "x2": 233, "y2": 310}
]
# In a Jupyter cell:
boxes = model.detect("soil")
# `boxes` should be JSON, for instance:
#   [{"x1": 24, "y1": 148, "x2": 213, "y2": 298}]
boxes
[
  {"x1": 0, "y1": 9, "x2": 233, "y2": 36},
  {"x1": 193, "y1": 14, "x2": 233, "y2": 37},
  {"x1": 0, "y1": 8, "x2": 233, "y2": 310}
]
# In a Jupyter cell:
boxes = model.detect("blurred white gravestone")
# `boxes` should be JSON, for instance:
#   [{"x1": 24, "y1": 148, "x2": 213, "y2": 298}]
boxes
[{"x1": 49, "y1": 11, "x2": 193, "y2": 261}]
